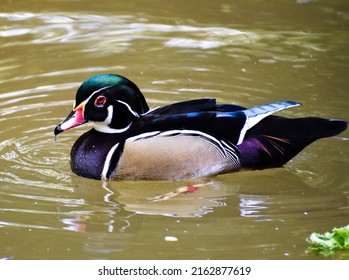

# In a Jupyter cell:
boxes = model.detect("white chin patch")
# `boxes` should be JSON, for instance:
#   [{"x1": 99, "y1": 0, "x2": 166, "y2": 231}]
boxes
[
  {"x1": 92, "y1": 104, "x2": 132, "y2": 133},
  {"x1": 92, "y1": 122, "x2": 132, "y2": 133}
]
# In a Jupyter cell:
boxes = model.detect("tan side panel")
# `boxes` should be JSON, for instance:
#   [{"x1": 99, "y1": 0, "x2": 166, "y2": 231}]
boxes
[{"x1": 114, "y1": 134, "x2": 236, "y2": 180}]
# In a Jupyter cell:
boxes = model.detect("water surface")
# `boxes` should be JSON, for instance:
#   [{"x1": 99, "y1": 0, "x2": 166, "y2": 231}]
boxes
[{"x1": 0, "y1": 0, "x2": 348, "y2": 259}]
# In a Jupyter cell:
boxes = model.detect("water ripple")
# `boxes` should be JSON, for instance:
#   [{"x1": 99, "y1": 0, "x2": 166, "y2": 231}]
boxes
[
  {"x1": 0, "y1": 11, "x2": 328, "y2": 59},
  {"x1": 0, "y1": 10, "x2": 347, "y2": 246}
]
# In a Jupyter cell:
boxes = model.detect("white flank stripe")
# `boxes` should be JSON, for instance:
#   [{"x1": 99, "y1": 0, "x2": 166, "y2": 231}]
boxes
[
  {"x1": 127, "y1": 131, "x2": 161, "y2": 142},
  {"x1": 160, "y1": 129, "x2": 224, "y2": 147},
  {"x1": 221, "y1": 140, "x2": 239, "y2": 162}
]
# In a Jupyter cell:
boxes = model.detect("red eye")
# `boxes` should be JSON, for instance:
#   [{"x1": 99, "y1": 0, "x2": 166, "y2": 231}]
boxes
[{"x1": 94, "y1": 96, "x2": 106, "y2": 107}]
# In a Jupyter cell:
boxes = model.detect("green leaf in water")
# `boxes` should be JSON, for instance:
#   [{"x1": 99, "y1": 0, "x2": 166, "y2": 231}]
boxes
[{"x1": 306, "y1": 225, "x2": 349, "y2": 259}]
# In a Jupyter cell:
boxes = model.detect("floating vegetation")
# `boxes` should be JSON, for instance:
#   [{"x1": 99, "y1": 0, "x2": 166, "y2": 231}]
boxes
[{"x1": 306, "y1": 225, "x2": 349, "y2": 259}]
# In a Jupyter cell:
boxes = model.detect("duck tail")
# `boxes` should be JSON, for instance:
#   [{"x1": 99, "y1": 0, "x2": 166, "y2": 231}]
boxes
[{"x1": 238, "y1": 116, "x2": 347, "y2": 170}]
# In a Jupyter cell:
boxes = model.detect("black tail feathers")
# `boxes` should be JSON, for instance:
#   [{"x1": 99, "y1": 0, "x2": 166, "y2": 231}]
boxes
[{"x1": 238, "y1": 116, "x2": 347, "y2": 170}]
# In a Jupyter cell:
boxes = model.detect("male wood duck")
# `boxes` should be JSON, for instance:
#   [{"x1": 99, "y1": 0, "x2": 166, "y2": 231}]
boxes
[{"x1": 54, "y1": 74, "x2": 347, "y2": 181}]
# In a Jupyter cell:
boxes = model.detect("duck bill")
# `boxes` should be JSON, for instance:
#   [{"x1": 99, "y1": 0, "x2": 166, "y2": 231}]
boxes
[{"x1": 54, "y1": 104, "x2": 86, "y2": 135}]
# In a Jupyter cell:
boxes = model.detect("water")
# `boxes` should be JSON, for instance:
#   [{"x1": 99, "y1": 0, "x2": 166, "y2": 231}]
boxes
[{"x1": 0, "y1": 0, "x2": 348, "y2": 259}]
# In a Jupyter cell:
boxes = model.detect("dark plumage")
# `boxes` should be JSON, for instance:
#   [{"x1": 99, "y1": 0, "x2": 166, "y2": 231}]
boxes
[{"x1": 54, "y1": 74, "x2": 347, "y2": 181}]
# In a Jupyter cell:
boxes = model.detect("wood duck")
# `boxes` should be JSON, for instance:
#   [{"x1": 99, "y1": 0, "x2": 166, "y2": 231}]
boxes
[{"x1": 54, "y1": 74, "x2": 347, "y2": 181}]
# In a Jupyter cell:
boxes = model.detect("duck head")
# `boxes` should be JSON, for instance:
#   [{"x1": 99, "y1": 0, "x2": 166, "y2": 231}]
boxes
[{"x1": 54, "y1": 74, "x2": 149, "y2": 135}]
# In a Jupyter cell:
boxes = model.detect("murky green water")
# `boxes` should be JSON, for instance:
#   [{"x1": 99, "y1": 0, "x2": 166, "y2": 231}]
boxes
[{"x1": 0, "y1": 0, "x2": 348, "y2": 259}]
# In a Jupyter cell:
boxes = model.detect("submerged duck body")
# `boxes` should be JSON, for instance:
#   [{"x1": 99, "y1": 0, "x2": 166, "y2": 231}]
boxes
[{"x1": 54, "y1": 74, "x2": 347, "y2": 181}]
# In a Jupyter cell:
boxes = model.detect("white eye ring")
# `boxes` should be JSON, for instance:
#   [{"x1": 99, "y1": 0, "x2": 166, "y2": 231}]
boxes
[{"x1": 94, "y1": 96, "x2": 107, "y2": 107}]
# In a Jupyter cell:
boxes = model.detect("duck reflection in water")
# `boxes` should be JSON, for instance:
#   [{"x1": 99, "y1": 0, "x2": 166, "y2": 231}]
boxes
[{"x1": 63, "y1": 168, "x2": 347, "y2": 233}]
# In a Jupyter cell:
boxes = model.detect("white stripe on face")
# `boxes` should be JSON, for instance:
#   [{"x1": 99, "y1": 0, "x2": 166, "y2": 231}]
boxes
[
  {"x1": 85, "y1": 88, "x2": 139, "y2": 134},
  {"x1": 75, "y1": 85, "x2": 112, "y2": 109},
  {"x1": 116, "y1": 100, "x2": 140, "y2": 117}
]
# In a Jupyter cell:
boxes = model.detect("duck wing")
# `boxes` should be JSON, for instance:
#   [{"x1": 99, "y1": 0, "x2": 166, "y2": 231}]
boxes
[
  {"x1": 129, "y1": 100, "x2": 300, "y2": 145},
  {"x1": 145, "y1": 98, "x2": 246, "y2": 116}
]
